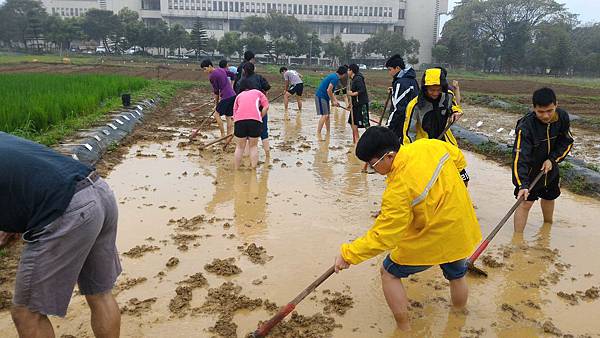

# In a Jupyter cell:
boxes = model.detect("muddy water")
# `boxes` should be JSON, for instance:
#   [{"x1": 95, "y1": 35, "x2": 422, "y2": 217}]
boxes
[
  {"x1": 460, "y1": 104, "x2": 600, "y2": 165},
  {"x1": 1, "y1": 103, "x2": 600, "y2": 338}
]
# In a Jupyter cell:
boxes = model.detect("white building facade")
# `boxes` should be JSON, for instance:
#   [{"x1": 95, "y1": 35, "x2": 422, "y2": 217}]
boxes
[{"x1": 40, "y1": 0, "x2": 448, "y2": 64}]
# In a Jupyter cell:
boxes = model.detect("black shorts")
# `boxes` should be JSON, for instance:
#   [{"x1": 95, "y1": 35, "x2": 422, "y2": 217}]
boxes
[
  {"x1": 514, "y1": 175, "x2": 561, "y2": 201},
  {"x1": 348, "y1": 103, "x2": 370, "y2": 128},
  {"x1": 287, "y1": 83, "x2": 304, "y2": 96},
  {"x1": 234, "y1": 119, "x2": 262, "y2": 138},
  {"x1": 216, "y1": 96, "x2": 235, "y2": 117}
]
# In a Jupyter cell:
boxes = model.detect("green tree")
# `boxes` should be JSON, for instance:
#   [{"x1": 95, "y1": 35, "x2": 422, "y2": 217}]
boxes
[
  {"x1": 431, "y1": 44, "x2": 450, "y2": 64},
  {"x1": 218, "y1": 31, "x2": 242, "y2": 58},
  {"x1": 45, "y1": 16, "x2": 83, "y2": 53},
  {"x1": 168, "y1": 24, "x2": 188, "y2": 56},
  {"x1": 241, "y1": 16, "x2": 267, "y2": 36},
  {"x1": 206, "y1": 36, "x2": 218, "y2": 56},
  {"x1": 242, "y1": 34, "x2": 267, "y2": 54},
  {"x1": 118, "y1": 8, "x2": 143, "y2": 51},
  {"x1": 189, "y1": 18, "x2": 208, "y2": 60},
  {"x1": 306, "y1": 32, "x2": 322, "y2": 65},
  {"x1": 0, "y1": 0, "x2": 48, "y2": 51},
  {"x1": 323, "y1": 35, "x2": 345, "y2": 64},
  {"x1": 362, "y1": 30, "x2": 420, "y2": 61},
  {"x1": 82, "y1": 9, "x2": 122, "y2": 53}
]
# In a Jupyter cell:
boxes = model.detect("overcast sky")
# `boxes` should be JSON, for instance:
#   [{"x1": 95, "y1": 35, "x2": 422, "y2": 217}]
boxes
[{"x1": 441, "y1": 0, "x2": 600, "y2": 29}]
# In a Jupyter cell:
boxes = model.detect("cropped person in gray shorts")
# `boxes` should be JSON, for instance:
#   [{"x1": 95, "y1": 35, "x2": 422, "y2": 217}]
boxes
[{"x1": 0, "y1": 132, "x2": 121, "y2": 338}]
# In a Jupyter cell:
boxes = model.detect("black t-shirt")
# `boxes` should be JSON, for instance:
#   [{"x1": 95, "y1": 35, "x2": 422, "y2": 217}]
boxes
[{"x1": 0, "y1": 132, "x2": 93, "y2": 233}]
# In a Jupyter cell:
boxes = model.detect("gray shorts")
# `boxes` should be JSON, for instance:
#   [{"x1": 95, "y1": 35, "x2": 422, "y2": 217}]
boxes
[
  {"x1": 14, "y1": 177, "x2": 121, "y2": 317},
  {"x1": 315, "y1": 96, "x2": 331, "y2": 115}
]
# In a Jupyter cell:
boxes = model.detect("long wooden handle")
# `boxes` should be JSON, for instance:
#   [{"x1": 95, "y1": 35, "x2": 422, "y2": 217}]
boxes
[
  {"x1": 199, "y1": 134, "x2": 233, "y2": 149},
  {"x1": 377, "y1": 92, "x2": 392, "y2": 126},
  {"x1": 252, "y1": 266, "x2": 335, "y2": 337},
  {"x1": 468, "y1": 171, "x2": 545, "y2": 264}
]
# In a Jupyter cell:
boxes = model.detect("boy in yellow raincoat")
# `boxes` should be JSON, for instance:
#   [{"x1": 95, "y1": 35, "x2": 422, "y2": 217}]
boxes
[
  {"x1": 402, "y1": 68, "x2": 463, "y2": 146},
  {"x1": 334, "y1": 126, "x2": 481, "y2": 330}
]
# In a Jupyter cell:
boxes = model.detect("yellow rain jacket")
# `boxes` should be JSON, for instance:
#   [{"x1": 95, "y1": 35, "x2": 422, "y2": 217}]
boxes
[{"x1": 341, "y1": 139, "x2": 481, "y2": 266}]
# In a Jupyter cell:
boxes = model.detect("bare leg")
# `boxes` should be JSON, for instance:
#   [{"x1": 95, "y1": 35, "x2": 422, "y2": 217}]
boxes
[
  {"x1": 85, "y1": 292, "x2": 120, "y2": 338},
  {"x1": 11, "y1": 305, "x2": 55, "y2": 338},
  {"x1": 380, "y1": 268, "x2": 411, "y2": 331},
  {"x1": 449, "y1": 277, "x2": 468, "y2": 308},
  {"x1": 261, "y1": 138, "x2": 270, "y2": 158},
  {"x1": 284, "y1": 92, "x2": 290, "y2": 110},
  {"x1": 325, "y1": 115, "x2": 331, "y2": 134},
  {"x1": 234, "y1": 137, "x2": 247, "y2": 169},
  {"x1": 213, "y1": 111, "x2": 225, "y2": 137},
  {"x1": 296, "y1": 95, "x2": 302, "y2": 110},
  {"x1": 317, "y1": 115, "x2": 327, "y2": 135},
  {"x1": 513, "y1": 200, "x2": 534, "y2": 233},
  {"x1": 225, "y1": 116, "x2": 233, "y2": 136},
  {"x1": 540, "y1": 198, "x2": 555, "y2": 223},
  {"x1": 248, "y1": 137, "x2": 260, "y2": 168},
  {"x1": 351, "y1": 125, "x2": 359, "y2": 144}
]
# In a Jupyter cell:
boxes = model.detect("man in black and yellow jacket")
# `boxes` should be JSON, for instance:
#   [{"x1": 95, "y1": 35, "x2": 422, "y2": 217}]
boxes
[
  {"x1": 512, "y1": 87, "x2": 573, "y2": 233},
  {"x1": 402, "y1": 67, "x2": 462, "y2": 146}
]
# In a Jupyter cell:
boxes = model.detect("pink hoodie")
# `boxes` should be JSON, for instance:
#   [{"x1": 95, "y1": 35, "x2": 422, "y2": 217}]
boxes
[{"x1": 233, "y1": 89, "x2": 269, "y2": 122}]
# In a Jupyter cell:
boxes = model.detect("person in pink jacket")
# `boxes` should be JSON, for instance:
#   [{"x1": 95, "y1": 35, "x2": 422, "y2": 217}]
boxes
[{"x1": 233, "y1": 88, "x2": 269, "y2": 169}]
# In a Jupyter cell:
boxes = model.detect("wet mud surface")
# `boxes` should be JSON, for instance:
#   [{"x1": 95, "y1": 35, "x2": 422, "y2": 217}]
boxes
[{"x1": 1, "y1": 88, "x2": 600, "y2": 337}]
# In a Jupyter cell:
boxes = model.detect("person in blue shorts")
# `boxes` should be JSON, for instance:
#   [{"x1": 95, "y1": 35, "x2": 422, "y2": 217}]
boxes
[{"x1": 315, "y1": 66, "x2": 348, "y2": 136}]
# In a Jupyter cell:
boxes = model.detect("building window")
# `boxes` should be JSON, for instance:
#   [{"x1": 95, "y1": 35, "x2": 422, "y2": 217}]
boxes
[
  {"x1": 398, "y1": 9, "x2": 404, "y2": 19},
  {"x1": 394, "y1": 26, "x2": 404, "y2": 34}
]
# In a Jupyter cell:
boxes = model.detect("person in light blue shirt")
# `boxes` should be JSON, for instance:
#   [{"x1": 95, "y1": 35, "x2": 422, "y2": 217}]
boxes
[{"x1": 315, "y1": 65, "x2": 348, "y2": 136}]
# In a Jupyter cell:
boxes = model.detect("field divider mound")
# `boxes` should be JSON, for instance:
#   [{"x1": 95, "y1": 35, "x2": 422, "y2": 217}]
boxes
[
  {"x1": 451, "y1": 125, "x2": 600, "y2": 198},
  {"x1": 54, "y1": 98, "x2": 159, "y2": 166}
]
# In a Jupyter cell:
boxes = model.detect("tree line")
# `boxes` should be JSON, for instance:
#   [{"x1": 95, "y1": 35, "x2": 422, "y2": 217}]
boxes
[
  {"x1": 0, "y1": 0, "x2": 419, "y2": 64},
  {"x1": 434, "y1": 0, "x2": 600, "y2": 76}
]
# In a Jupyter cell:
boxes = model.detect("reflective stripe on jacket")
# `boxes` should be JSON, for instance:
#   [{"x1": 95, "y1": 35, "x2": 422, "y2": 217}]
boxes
[{"x1": 341, "y1": 139, "x2": 481, "y2": 266}]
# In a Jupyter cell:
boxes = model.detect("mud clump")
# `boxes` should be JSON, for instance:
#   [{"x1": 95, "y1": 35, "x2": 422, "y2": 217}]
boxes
[
  {"x1": 501, "y1": 303, "x2": 525, "y2": 322},
  {"x1": 258, "y1": 312, "x2": 340, "y2": 338},
  {"x1": 238, "y1": 243, "x2": 273, "y2": 265},
  {"x1": 171, "y1": 233, "x2": 201, "y2": 250},
  {"x1": 115, "y1": 277, "x2": 147, "y2": 293},
  {"x1": 199, "y1": 282, "x2": 263, "y2": 337},
  {"x1": 166, "y1": 257, "x2": 180, "y2": 267},
  {"x1": 169, "y1": 286, "x2": 193, "y2": 316},
  {"x1": 199, "y1": 282, "x2": 263, "y2": 316},
  {"x1": 0, "y1": 290, "x2": 13, "y2": 311},
  {"x1": 121, "y1": 297, "x2": 157, "y2": 316},
  {"x1": 481, "y1": 255, "x2": 504, "y2": 268},
  {"x1": 178, "y1": 272, "x2": 208, "y2": 289},
  {"x1": 583, "y1": 286, "x2": 599, "y2": 300},
  {"x1": 321, "y1": 290, "x2": 354, "y2": 315},
  {"x1": 557, "y1": 291, "x2": 579, "y2": 304},
  {"x1": 209, "y1": 313, "x2": 238, "y2": 337},
  {"x1": 169, "y1": 215, "x2": 206, "y2": 232},
  {"x1": 122, "y1": 244, "x2": 160, "y2": 258},
  {"x1": 204, "y1": 258, "x2": 242, "y2": 276},
  {"x1": 542, "y1": 321, "x2": 562, "y2": 336},
  {"x1": 263, "y1": 300, "x2": 279, "y2": 313}
]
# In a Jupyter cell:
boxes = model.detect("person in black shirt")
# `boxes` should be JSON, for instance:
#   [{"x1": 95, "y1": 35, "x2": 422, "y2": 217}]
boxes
[
  {"x1": 512, "y1": 88, "x2": 574, "y2": 232},
  {"x1": 0, "y1": 132, "x2": 121, "y2": 337},
  {"x1": 347, "y1": 64, "x2": 370, "y2": 143},
  {"x1": 234, "y1": 50, "x2": 256, "y2": 94}
]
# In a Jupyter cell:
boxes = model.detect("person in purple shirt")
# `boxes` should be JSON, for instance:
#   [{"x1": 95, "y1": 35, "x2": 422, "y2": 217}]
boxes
[{"x1": 201, "y1": 59, "x2": 237, "y2": 137}]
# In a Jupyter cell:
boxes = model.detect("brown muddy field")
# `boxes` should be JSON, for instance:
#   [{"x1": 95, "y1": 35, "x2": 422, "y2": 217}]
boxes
[{"x1": 1, "y1": 86, "x2": 599, "y2": 337}]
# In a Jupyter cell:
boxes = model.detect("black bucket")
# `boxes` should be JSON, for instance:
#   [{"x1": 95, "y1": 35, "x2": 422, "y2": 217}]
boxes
[{"x1": 121, "y1": 93, "x2": 131, "y2": 107}]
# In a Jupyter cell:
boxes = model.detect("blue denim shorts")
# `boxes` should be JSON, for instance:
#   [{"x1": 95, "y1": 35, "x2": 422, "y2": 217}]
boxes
[
  {"x1": 260, "y1": 114, "x2": 269, "y2": 140},
  {"x1": 382, "y1": 255, "x2": 467, "y2": 281}
]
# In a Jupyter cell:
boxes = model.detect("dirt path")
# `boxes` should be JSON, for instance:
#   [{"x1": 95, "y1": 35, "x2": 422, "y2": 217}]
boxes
[{"x1": 1, "y1": 89, "x2": 599, "y2": 337}]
